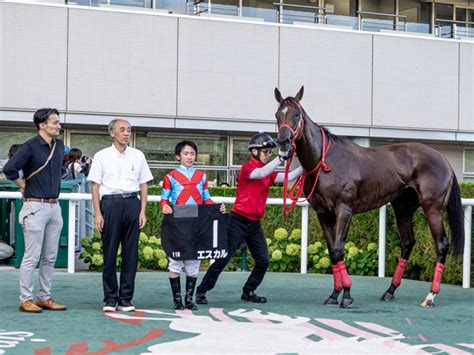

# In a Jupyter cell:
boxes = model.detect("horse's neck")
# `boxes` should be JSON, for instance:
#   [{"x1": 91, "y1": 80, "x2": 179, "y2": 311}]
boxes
[{"x1": 296, "y1": 116, "x2": 324, "y2": 171}]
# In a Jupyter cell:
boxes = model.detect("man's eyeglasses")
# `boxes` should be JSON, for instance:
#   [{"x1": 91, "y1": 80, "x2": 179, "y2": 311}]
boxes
[{"x1": 260, "y1": 149, "x2": 272, "y2": 156}]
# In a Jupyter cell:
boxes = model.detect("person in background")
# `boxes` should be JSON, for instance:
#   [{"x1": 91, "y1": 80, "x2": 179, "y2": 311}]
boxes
[
  {"x1": 61, "y1": 146, "x2": 71, "y2": 178},
  {"x1": 63, "y1": 148, "x2": 82, "y2": 180},
  {"x1": 0, "y1": 240, "x2": 14, "y2": 262},
  {"x1": 80, "y1": 155, "x2": 92, "y2": 177},
  {"x1": 3, "y1": 108, "x2": 67, "y2": 313},
  {"x1": 0, "y1": 144, "x2": 24, "y2": 180},
  {"x1": 88, "y1": 119, "x2": 153, "y2": 312}
]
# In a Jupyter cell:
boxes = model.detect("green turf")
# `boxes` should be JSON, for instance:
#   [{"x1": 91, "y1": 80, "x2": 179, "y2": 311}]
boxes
[{"x1": 0, "y1": 270, "x2": 472, "y2": 354}]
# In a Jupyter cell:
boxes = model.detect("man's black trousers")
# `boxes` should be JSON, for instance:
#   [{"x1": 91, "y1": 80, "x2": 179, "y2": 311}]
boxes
[
  {"x1": 101, "y1": 196, "x2": 140, "y2": 303},
  {"x1": 197, "y1": 212, "x2": 269, "y2": 294}
]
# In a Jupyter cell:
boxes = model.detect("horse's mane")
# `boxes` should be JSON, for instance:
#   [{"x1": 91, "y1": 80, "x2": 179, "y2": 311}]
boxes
[
  {"x1": 319, "y1": 125, "x2": 348, "y2": 144},
  {"x1": 284, "y1": 98, "x2": 349, "y2": 145}
]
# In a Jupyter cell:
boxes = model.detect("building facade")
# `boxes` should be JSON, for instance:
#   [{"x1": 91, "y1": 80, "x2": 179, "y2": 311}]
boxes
[{"x1": 0, "y1": 0, "x2": 473, "y2": 185}]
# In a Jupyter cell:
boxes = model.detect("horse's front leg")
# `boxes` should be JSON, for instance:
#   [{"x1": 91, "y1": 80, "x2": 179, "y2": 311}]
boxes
[
  {"x1": 332, "y1": 205, "x2": 354, "y2": 309},
  {"x1": 319, "y1": 206, "x2": 354, "y2": 308},
  {"x1": 317, "y1": 211, "x2": 340, "y2": 306}
]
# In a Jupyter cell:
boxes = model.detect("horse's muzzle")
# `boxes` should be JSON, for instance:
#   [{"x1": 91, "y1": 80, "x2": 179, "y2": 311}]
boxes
[{"x1": 278, "y1": 146, "x2": 293, "y2": 160}]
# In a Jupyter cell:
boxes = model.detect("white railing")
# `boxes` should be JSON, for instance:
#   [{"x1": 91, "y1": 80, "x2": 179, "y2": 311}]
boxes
[{"x1": 0, "y1": 192, "x2": 472, "y2": 288}]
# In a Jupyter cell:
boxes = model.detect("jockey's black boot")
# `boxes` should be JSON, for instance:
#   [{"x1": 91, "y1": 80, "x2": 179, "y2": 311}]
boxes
[
  {"x1": 195, "y1": 289, "x2": 208, "y2": 305},
  {"x1": 241, "y1": 289, "x2": 267, "y2": 303},
  {"x1": 185, "y1": 276, "x2": 198, "y2": 310},
  {"x1": 169, "y1": 277, "x2": 185, "y2": 310}
]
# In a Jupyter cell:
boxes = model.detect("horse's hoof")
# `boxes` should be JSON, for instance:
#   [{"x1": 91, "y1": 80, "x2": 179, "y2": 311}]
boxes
[
  {"x1": 420, "y1": 299, "x2": 435, "y2": 308},
  {"x1": 380, "y1": 292, "x2": 395, "y2": 302},
  {"x1": 340, "y1": 297, "x2": 353, "y2": 309},
  {"x1": 323, "y1": 297, "x2": 338, "y2": 306}
]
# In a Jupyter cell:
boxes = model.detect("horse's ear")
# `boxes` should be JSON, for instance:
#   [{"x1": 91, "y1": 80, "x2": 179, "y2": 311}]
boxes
[
  {"x1": 295, "y1": 86, "x2": 304, "y2": 102},
  {"x1": 274, "y1": 87, "x2": 283, "y2": 103}
]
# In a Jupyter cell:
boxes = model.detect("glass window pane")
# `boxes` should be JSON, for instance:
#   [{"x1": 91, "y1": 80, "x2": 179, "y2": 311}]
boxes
[
  {"x1": 136, "y1": 135, "x2": 227, "y2": 166},
  {"x1": 198, "y1": 0, "x2": 239, "y2": 16},
  {"x1": 465, "y1": 149, "x2": 474, "y2": 173},
  {"x1": 399, "y1": 0, "x2": 431, "y2": 33},
  {"x1": 69, "y1": 133, "x2": 112, "y2": 158},
  {"x1": 150, "y1": 167, "x2": 228, "y2": 187},
  {"x1": 360, "y1": 0, "x2": 397, "y2": 31},
  {"x1": 326, "y1": 0, "x2": 358, "y2": 28},
  {"x1": 0, "y1": 130, "x2": 36, "y2": 159},
  {"x1": 435, "y1": 3, "x2": 454, "y2": 37},
  {"x1": 232, "y1": 138, "x2": 250, "y2": 166},
  {"x1": 276, "y1": 0, "x2": 321, "y2": 24},
  {"x1": 158, "y1": 0, "x2": 187, "y2": 14},
  {"x1": 242, "y1": 0, "x2": 278, "y2": 22}
]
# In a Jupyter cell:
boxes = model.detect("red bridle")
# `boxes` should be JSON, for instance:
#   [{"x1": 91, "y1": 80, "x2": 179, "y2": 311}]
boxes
[{"x1": 278, "y1": 102, "x2": 331, "y2": 216}]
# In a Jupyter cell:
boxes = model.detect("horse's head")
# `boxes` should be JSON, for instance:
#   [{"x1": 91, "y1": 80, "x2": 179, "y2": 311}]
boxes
[{"x1": 274, "y1": 86, "x2": 305, "y2": 160}]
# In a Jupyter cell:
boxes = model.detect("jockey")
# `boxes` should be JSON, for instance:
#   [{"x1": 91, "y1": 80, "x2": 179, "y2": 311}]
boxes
[
  {"x1": 195, "y1": 132, "x2": 303, "y2": 304},
  {"x1": 161, "y1": 140, "x2": 225, "y2": 310}
]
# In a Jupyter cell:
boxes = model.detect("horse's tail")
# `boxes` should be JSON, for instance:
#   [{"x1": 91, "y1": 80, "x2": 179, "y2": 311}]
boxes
[{"x1": 447, "y1": 173, "x2": 464, "y2": 255}]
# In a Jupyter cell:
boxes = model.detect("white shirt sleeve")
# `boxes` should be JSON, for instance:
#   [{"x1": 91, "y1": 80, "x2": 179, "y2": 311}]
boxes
[
  {"x1": 249, "y1": 157, "x2": 281, "y2": 179},
  {"x1": 274, "y1": 166, "x2": 303, "y2": 183},
  {"x1": 138, "y1": 152, "x2": 153, "y2": 184},
  {"x1": 87, "y1": 154, "x2": 103, "y2": 184}
]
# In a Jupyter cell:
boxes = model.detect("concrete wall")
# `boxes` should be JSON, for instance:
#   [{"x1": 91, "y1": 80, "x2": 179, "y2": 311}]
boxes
[{"x1": 0, "y1": 2, "x2": 472, "y2": 141}]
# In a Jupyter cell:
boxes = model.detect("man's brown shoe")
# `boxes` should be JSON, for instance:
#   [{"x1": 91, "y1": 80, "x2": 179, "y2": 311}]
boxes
[
  {"x1": 35, "y1": 298, "x2": 67, "y2": 311},
  {"x1": 19, "y1": 300, "x2": 42, "y2": 313}
]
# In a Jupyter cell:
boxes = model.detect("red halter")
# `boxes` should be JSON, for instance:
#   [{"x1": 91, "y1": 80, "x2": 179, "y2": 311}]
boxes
[{"x1": 278, "y1": 106, "x2": 331, "y2": 216}]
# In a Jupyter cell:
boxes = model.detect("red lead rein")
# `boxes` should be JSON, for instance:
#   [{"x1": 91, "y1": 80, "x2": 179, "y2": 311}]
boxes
[{"x1": 282, "y1": 126, "x2": 331, "y2": 216}]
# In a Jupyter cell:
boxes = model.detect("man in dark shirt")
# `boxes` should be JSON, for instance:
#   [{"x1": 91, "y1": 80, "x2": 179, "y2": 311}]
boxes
[{"x1": 4, "y1": 108, "x2": 67, "y2": 313}]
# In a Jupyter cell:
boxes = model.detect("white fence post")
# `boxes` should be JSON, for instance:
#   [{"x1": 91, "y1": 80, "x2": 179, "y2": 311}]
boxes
[
  {"x1": 300, "y1": 204, "x2": 309, "y2": 274},
  {"x1": 378, "y1": 205, "x2": 387, "y2": 278},
  {"x1": 463, "y1": 205, "x2": 472, "y2": 288},
  {"x1": 68, "y1": 200, "x2": 76, "y2": 274}
]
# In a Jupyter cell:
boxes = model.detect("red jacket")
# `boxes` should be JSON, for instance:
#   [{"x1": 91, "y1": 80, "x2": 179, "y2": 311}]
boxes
[{"x1": 232, "y1": 158, "x2": 277, "y2": 221}]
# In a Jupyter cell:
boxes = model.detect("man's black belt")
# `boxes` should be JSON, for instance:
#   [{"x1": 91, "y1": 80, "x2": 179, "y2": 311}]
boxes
[{"x1": 102, "y1": 192, "x2": 138, "y2": 200}]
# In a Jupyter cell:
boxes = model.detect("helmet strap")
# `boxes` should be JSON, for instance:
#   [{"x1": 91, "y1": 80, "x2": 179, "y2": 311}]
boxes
[{"x1": 252, "y1": 149, "x2": 264, "y2": 163}]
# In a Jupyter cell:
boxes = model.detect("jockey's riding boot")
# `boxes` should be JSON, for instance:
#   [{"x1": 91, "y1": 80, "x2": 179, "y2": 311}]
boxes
[
  {"x1": 185, "y1": 276, "x2": 198, "y2": 311},
  {"x1": 195, "y1": 290, "x2": 208, "y2": 305},
  {"x1": 241, "y1": 289, "x2": 267, "y2": 303},
  {"x1": 169, "y1": 277, "x2": 185, "y2": 310}
]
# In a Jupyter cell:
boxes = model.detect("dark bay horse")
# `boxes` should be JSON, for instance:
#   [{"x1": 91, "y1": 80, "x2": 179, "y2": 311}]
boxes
[{"x1": 274, "y1": 86, "x2": 464, "y2": 308}]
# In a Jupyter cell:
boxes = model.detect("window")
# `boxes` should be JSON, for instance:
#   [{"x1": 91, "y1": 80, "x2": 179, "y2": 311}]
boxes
[
  {"x1": 242, "y1": 0, "x2": 278, "y2": 22},
  {"x1": 326, "y1": 0, "x2": 358, "y2": 28},
  {"x1": 69, "y1": 132, "x2": 112, "y2": 159},
  {"x1": 136, "y1": 133, "x2": 229, "y2": 186},
  {"x1": 231, "y1": 138, "x2": 250, "y2": 166},
  {"x1": 464, "y1": 148, "x2": 474, "y2": 174},
  {"x1": 0, "y1": 130, "x2": 36, "y2": 159},
  {"x1": 399, "y1": 0, "x2": 431, "y2": 33},
  {"x1": 158, "y1": 0, "x2": 187, "y2": 14},
  {"x1": 135, "y1": 134, "x2": 227, "y2": 166}
]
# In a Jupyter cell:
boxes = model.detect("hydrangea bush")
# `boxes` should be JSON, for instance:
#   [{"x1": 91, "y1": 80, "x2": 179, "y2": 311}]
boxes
[
  {"x1": 266, "y1": 227, "x2": 378, "y2": 274},
  {"x1": 79, "y1": 231, "x2": 169, "y2": 272},
  {"x1": 79, "y1": 226, "x2": 377, "y2": 277}
]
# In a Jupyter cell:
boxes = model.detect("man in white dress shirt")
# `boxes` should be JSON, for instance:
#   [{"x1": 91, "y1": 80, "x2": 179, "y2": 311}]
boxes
[{"x1": 88, "y1": 119, "x2": 153, "y2": 312}]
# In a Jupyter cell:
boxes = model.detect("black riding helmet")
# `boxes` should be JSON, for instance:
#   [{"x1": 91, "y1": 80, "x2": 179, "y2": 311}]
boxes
[{"x1": 248, "y1": 132, "x2": 277, "y2": 151}]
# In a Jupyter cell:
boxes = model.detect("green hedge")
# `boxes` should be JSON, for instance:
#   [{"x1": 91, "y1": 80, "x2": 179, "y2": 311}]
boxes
[{"x1": 141, "y1": 184, "x2": 474, "y2": 286}]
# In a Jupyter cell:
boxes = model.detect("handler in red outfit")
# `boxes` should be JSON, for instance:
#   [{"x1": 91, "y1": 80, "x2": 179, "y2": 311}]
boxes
[{"x1": 196, "y1": 132, "x2": 303, "y2": 304}]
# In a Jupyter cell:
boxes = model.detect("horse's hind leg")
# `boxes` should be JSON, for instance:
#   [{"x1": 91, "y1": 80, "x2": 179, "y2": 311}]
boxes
[
  {"x1": 419, "y1": 204, "x2": 449, "y2": 308},
  {"x1": 381, "y1": 190, "x2": 419, "y2": 302}
]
